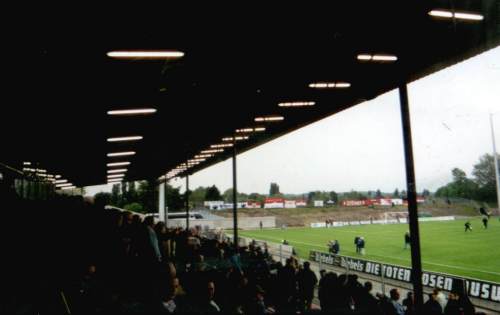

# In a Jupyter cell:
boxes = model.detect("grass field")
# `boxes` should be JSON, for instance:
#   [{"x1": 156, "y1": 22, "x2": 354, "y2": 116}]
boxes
[{"x1": 239, "y1": 217, "x2": 500, "y2": 283}]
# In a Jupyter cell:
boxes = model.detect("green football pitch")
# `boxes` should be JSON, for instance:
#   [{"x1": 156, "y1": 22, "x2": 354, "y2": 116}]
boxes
[{"x1": 239, "y1": 218, "x2": 500, "y2": 283}]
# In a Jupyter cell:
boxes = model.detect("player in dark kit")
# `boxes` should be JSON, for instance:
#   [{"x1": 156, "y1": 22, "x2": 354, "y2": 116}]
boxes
[
  {"x1": 464, "y1": 221, "x2": 472, "y2": 232},
  {"x1": 482, "y1": 216, "x2": 488, "y2": 229},
  {"x1": 479, "y1": 207, "x2": 490, "y2": 219},
  {"x1": 328, "y1": 240, "x2": 340, "y2": 254},
  {"x1": 404, "y1": 231, "x2": 411, "y2": 249},
  {"x1": 358, "y1": 237, "x2": 365, "y2": 255}
]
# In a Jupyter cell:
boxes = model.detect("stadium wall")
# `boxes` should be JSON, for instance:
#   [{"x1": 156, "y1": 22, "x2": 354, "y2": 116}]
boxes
[
  {"x1": 310, "y1": 216, "x2": 455, "y2": 228},
  {"x1": 310, "y1": 250, "x2": 500, "y2": 310},
  {"x1": 166, "y1": 216, "x2": 276, "y2": 230},
  {"x1": 236, "y1": 233, "x2": 499, "y2": 313}
]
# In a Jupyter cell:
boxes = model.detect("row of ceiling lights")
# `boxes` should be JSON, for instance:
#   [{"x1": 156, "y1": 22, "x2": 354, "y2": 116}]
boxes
[
  {"x1": 105, "y1": 52, "x2": 184, "y2": 184},
  {"x1": 163, "y1": 7, "x2": 483, "y2": 181},
  {"x1": 161, "y1": 51, "x2": 389, "y2": 177},
  {"x1": 105, "y1": 109, "x2": 157, "y2": 184},
  {"x1": 22, "y1": 162, "x2": 76, "y2": 190},
  {"x1": 105, "y1": 7, "x2": 483, "y2": 183},
  {"x1": 162, "y1": 7, "x2": 483, "y2": 181}
]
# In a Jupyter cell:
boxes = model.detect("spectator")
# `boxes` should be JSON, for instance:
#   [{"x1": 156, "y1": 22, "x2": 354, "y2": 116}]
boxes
[
  {"x1": 143, "y1": 216, "x2": 162, "y2": 263},
  {"x1": 389, "y1": 288, "x2": 405, "y2": 315},
  {"x1": 402, "y1": 291, "x2": 415, "y2": 315},
  {"x1": 357, "y1": 281, "x2": 382, "y2": 314},
  {"x1": 155, "y1": 221, "x2": 169, "y2": 261},
  {"x1": 276, "y1": 258, "x2": 297, "y2": 312},
  {"x1": 245, "y1": 285, "x2": 275, "y2": 315},
  {"x1": 197, "y1": 281, "x2": 221, "y2": 313},
  {"x1": 296, "y1": 261, "x2": 318, "y2": 312},
  {"x1": 423, "y1": 292, "x2": 443, "y2": 315},
  {"x1": 434, "y1": 288, "x2": 448, "y2": 311},
  {"x1": 444, "y1": 283, "x2": 475, "y2": 315},
  {"x1": 318, "y1": 270, "x2": 327, "y2": 309}
]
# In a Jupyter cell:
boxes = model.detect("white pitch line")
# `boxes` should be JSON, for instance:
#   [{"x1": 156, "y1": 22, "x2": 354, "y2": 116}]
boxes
[{"x1": 241, "y1": 233, "x2": 500, "y2": 277}]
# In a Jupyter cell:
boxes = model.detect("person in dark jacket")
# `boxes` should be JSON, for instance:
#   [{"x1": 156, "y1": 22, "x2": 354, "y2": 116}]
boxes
[
  {"x1": 402, "y1": 291, "x2": 416, "y2": 315},
  {"x1": 464, "y1": 221, "x2": 472, "y2": 232},
  {"x1": 358, "y1": 237, "x2": 366, "y2": 255},
  {"x1": 404, "y1": 231, "x2": 411, "y2": 249},
  {"x1": 423, "y1": 292, "x2": 443, "y2": 315},
  {"x1": 244, "y1": 285, "x2": 275, "y2": 315},
  {"x1": 482, "y1": 216, "x2": 488, "y2": 229},
  {"x1": 297, "y1": 261, "x2": 318, "y2": 312},
  {"x1": 444, "y1": 286, "x2": 475, "y2": 315},
  {"x1": 479, "y1": 207, "x2": 490, "y2": 219}
]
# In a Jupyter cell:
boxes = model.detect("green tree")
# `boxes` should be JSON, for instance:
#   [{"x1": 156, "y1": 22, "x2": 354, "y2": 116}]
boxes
[
  {"x1": 342, "y1": 190, "x2": 366, "y2": 200},
  {"x1": 121, "y1": 182, "x2": 128, "y2": 206},
  {"x1": 111, "y1": 183, "x2": 121, "y2": 206},
  {"x1": 472, "y1": 153, "x2": 499, "y2": 201},
  {"x1": 452, "y1": 168, "x2": 467, "y2": 182},
  {"x1": 205, "y1": 185, "x2": 222, "y2": 201},
  {"x1": 375, "y1": 189, "x2": 382, "y2": 198},
  {"x1": 450, "y1": 168, "x2": 477, "y2": 199},
  {"x1": 128, "y1": 181, "x2": 138, "y2": 202},
  {"x1": 422, "y1": 189, "x2": 431, "y2": 197},
  {"x1": 190, "y1": 186, "x2": 208, "y2": 206},
  {"x1": 329, "y1": 191, "x2": 338, "y2": 204},
  {"x1": 165, "y1": 184, "x2": 183, "y2": 211},
  {"x1": 248, "y1": 192, "x2": 260, "y2": 201},
  {"x1": 307, "y1": 191, "x2": 317, "y2": 204},
  {"x1": 137, "y1": 180, "x2": 157, "y2": 213},
  {"x1": 248, "y1": 193, "x2": 265, "y2": 205},
  {"x1": 222, "y1": 188, "x2": 248, "y2": 203},
  {"x1": 393, "y1": 189, "x2": 400, "y2": 198},
  {"x1": 269, "y1": 183, "x2": 280, "y2": 196},
  {"x1": 435, "y1": 167, "x2": 478, "y2": 200}
]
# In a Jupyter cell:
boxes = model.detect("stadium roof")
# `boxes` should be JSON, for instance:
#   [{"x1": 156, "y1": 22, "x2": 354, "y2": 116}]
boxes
[{"x1": 3, "y1": 1, "x2": 500, "y2": 187}]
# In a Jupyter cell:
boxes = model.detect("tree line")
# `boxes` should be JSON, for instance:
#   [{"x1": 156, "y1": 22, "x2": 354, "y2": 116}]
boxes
[
  {"x1": 93, "y1": 153, "x2": 498, "y2": 213},
  {"x1": 434, "y1": 153, "x2": 499, "y2": 203}
]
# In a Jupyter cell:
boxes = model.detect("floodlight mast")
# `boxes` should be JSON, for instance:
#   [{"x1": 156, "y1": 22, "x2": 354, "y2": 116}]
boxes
[{"x1": 490, "y1": 113, "x2": 500, "y2": 212}]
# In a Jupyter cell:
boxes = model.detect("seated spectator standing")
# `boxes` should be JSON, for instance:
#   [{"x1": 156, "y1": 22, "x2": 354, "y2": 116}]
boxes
[
  {"x1": 13, "y1": 189, "x2": 481, "y2": 315},
  {"x1": 389, "y1": 288, "x2": 405, "y2": 315},
  {"x1": 445, "y1": 281, "x2": 475, "y2": 315},
  {"x1": 197, "y1": 281, "x2": 221, "y2": 314},
  {"x1": 402, "y1": 291, "x2": 415, "y2": 315},
  {"x1": 245, "y1": 285, "x2": 275, "y2": 315},
  {"x1": 423, "y1": 292, "x2": 443, "y2": 315},
  {"x1": 144, "y1": 216, "x2": 162, "y2": 263},
  {"x1": 297, "y1": 261, "x2": 318, "y2": 312},
  {"x1": 136, "y1": 216, "x2": 163, "y2": 303}
]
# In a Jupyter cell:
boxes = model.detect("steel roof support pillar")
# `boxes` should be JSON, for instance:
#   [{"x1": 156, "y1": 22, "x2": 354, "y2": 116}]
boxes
[
  {"x1": 185, "y1": 173, "x2": 190, "y2": 230},
  {"x1": 232, "y1": 137, "x2": 238, "y2": 251},
  {"x1": 398, "y1": 82, "x2": 424, "y2": 312}
]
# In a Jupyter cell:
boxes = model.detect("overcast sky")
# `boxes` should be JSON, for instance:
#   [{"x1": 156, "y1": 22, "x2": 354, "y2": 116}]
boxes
[{"x1": 87, "y1": 46, "x2": 500, "y2": 196}]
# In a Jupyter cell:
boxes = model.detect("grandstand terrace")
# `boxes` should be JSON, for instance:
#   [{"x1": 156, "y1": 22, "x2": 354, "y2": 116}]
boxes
[{"x1": 2, "y1": 2, "x2": 500, "y2": 314}]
